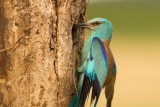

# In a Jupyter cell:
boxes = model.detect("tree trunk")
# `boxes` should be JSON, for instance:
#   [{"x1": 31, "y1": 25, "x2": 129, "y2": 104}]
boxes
[{"x1": 0, "y1": 0, "x2": 87, "y2": 106}]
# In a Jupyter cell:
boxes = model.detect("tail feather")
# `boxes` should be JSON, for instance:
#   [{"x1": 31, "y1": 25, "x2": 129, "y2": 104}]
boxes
[
  {"x1": 91, "y1": 75, "x2": 101, "y2": 106},
  {"x1": 79, "y1": 75, "x2": 92, "y2": 107},
  {"x1": 70, "y1": 94, "x2": 78, "y2": 107},
  {"x1": 70, "y1": 74, "x2": 101, "y2": 107}
]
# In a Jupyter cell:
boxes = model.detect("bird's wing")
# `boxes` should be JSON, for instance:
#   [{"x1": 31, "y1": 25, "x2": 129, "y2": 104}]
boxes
[{"x1": 79, "y1": 37, "x2": 108, "y2": 107}]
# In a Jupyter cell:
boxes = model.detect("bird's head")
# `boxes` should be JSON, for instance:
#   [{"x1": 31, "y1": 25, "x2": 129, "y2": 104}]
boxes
[{"x1": 77, "y1": 18, "x2": 113, "y2": 40}]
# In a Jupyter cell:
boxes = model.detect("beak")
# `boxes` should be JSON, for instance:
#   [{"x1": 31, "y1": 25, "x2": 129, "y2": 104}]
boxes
[{"x1": 76, "y1": 23, "x2": 92, "y2": 30}]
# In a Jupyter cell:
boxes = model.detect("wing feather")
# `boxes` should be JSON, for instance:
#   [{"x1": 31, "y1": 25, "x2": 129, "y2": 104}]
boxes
[{"x1": 78, "y1": 37, "x2": 108, "y2": 106}]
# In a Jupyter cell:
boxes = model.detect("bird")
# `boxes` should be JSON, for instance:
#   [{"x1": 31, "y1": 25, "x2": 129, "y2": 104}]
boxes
[{"x1": 70, "y1": 18, "x2": 117, "y2": 107}]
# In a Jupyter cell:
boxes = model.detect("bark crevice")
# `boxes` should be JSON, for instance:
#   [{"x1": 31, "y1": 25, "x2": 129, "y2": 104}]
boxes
[{"x1": 0, "y1": 0, "x2": 8, "y2": 76}]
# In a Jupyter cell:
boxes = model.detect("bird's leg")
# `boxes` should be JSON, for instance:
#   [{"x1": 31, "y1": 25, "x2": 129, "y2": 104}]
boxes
[
  {"x1": 73, "y1": 75, "x2": 78, "y2": 95},
  {"x1": 72, "y1": 47, "x2": 78, "y2": 95}
]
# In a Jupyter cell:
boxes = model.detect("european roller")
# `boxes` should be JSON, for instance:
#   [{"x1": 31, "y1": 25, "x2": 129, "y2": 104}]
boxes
[{"x1": 70, "y1": 18, "x2": 116, "y2": 107}]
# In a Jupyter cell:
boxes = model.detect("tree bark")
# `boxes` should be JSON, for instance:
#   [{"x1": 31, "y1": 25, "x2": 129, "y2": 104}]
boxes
[{"x1": 0, "y1": 0, "x2": 87, "y2": 106}]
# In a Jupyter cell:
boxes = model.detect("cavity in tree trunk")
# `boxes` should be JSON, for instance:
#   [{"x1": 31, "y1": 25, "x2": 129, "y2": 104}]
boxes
[{"x1": 0, "y1": 0, "x2": 88, "y2": 106}]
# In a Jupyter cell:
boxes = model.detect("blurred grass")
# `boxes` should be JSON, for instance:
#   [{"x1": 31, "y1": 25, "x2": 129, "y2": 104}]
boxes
[{"x1": 85, "y1": 1, "x2": 160, "y2": 107}]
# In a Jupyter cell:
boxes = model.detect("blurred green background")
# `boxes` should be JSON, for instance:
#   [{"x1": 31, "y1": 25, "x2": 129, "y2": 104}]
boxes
[{"x1": 86, "y1": 0, "x2": 160, "y2": 107}]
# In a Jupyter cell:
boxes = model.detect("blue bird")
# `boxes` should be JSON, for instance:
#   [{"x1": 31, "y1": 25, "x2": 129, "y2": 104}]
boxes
[{"x1": 70, "y1": 18, "x2": 117, "y2": 107}]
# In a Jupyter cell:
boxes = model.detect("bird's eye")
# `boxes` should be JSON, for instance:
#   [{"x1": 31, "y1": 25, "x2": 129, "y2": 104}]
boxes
[{"x1": 93, "y1": 21, "x2": 101, "y2": 25}]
